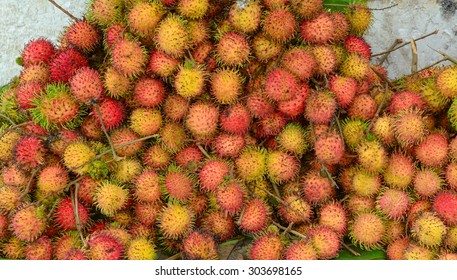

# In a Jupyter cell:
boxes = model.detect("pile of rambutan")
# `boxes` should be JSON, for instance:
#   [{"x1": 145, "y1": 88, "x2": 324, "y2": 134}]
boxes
[{"x1": 0, "y1": 0, "x2": 457, "y2": 260}]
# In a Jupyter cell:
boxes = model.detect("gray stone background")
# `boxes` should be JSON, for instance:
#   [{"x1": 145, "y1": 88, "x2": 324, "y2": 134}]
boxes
[{"x1": 0, "y1": 0, "x2": 456, "y2": 86}]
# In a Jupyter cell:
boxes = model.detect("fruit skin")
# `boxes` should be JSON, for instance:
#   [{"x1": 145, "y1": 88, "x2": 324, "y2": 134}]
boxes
[
  {"x1": 88, "y1": 232, "x2": 124, "y2": 260},
  {"x1": 277, "y1": 194, "x2": 312, "y2": 224},
  {"x1": 14, "y1": 135, "x2": 46, "y2": 170},
  {"x1": 235, "y1": 147, "x2": 267, "y2": 182},
  {"x1": 111, "y1": 38, "x2": 148, "y2": 76},
  {"x1": 185, "y1": 102, "x2": 219, "y2": 139},
  {"x1": 436, "y1": 66, "x2": 457, "y2": 98},
  {"x1": 11, "y1": 205, "x2": 47, "y2": 242},
  {"x1": 182, "y1": 230, "x2": 218, "y2": 260},
  {"x1": 433, "y1": 191, "x2": 457, "y2": 226},
  {"x1": 127, "y1": 237, "x2": 157, "y2": 260},
  {"x1": 238, "y1": 198, "x2": 269, "y2": 234},
  {"x1": 215, "y1": 180, "x2": 246, "y2": 215},
  {"x1": 284, "y1": 240, "x2": 318, "y2": 260},
  {"x1": 266, "y1": 150, "x2": 300, "y2": 184},
  {"x1": 93, "y1": 181, "x2": 129, "y2": 217},
  {"x1": 155, "y1": 15, "x2": 190, "y2": 58},
  {"x1": 49, "y1": 48, "x2": 89, "y2": 83},
  {"x1": 376, "y1": 188, "x2": 410, "y2": 220},
  {"x1": 414, "y1": 133, "x2": 448, "y2": 168},
  {"x1": 308, "y1": 225, "x2": 340, "y2": 259},
  {"x1": 21, "y1": 38, "x2": 56, "y2": 67},
  {"x1": 37, "y1": 165, "x2": 69, "y2": 195},
  {"x1": 262, "y1": 6, "x2": 296, "y2": 42},
  {"x1": 174, "y1": 63, "x2": 207, "y2": 98},
  {"x1": 25, "y1": 236, "x2": 52, "y2": 260},
  {"x1": 411, "y1": 212, "x2": 447, "y2": 248},
  {"x1": 63, "y1": 142, "x2": 96, "y2": 175},
  {"x1": 248, "y1": 232, "x2": 284, "y2": 260},
  {"x1": 220, "y1": 103, "x2": 251, "y2": 135},
  {"x1": 216, "y1": 32, "x2": 251, "y2": 67},
  {"x1": 159, "y1": 203, "x2": 194, "y2": 239},
  {"x1": 305, "y1": 90, "x2": 337, "y2": 124},
  {"x1": 70, "y1": 67, "x2": 103, "y2": 103},
  {"x1": 64, "y1": 20, "x2": 100, "y2": 52},
  {"x1": 264, "y1": 68, "x2": 297, "y2": 102},
  {"x1": 300, "y1": 12, "x2": 334, "y2": 44},
  {"x1": 300, "y1": 171, "x2": 335, "y2": 204},
  {"x1": 383, "y1": 153, "x2": 415, "y2": 190},
  {"x1": 314, "y1": 131, "x2": 344, "y2": 165},
  {"x1": 349, "y1": 212, "x2": 386, "y2": 250}
]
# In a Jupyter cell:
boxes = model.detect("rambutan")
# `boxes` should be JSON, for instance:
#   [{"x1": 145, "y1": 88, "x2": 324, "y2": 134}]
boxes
[
  {"x1": 25, "y1": 236, "x2": 52, "y2": 260},
  {"x1": 159, "y1": 203, "x2": 194, "y2": 239},
  {"x1": 112, "y1": 159, "x2": 142, "y2": 183},
  {"x1": 349, "y1": 212, "x2": 385, "y2": 250},
  {"x1": 403, "y1": 243, "x2": 435, "y2": 260},
  {"x1": 238, "y1": 197, "x2": 269, "y2": 234},
  {"x1": 63, "y1": 142, "x2": 96, "y2": 175},
  {"x1": 300, "y1": 172, "x2": 336, "y2": 204},
  {"x1": 70, "y1": 67, "x2": 103, "y2": 103},
  {"x1": 127, "y1": 1, "x2": 165, "y2": 37},
  {"x1": 103, "y1": 67, "x2": 132, "y2": 99},
  {"x1": 213, "y1": 133, "x2": 245, "y2": 158},
  {"x1": 64, "y1": 20, "x2": 100, "y2": 52},
  {"x1": 411, "y1": 212, "x2": 447, "y2": 248},
  {"x1": 88, "y1": 232, "x2": 124, "y2": 260},
  {"x1": 135, "y1": 201, "x2": 162, "y2": 226},
  {"x1": 252, "y1": 34, "x2": 283, "y2": 62},
  {"x1": 215, "y1": 180, "x2": 246, "y2": 215},
  {"x1": 347, "y1": 93, "x2": 377, "y2": 121},
  {"x1": 36, "y1": 165, "x2": 69, "y2": 195},
  {"x1": 356, "y1": 140, "x2": 388, "y2": 173},
  {"x1": 148, "y1": 49, "x2": 181, "y2": 79},
  {"x1": 49, "y1": 48, "x2": 89, "y2": 83},
  {"x1": 256, "y1": 112, "x2": 287, "y2": 137},
  {"x1": 388, "y1": 90, "x2": 427, "y2": 114},
  {"x1": 264, "y1": 68, "x2": 297, "y2": 102},
  {"x1": 88, "y1": 0, "x2": 123, "y2": 27},
  {"x1": 314, "y1": 131, "x2": 345, "y2": 165},
  {"x1": 300, "y1": 12, "x2": 334, "y2": 44},
  {"x1": 414, "y1": 133, "x2": 448, "y2": 167},
  {"x1": 276, "y1": 123, "x2": 309, "y2": 155},
  {"x1": 312, "y1": 45, "x2": 338, "y2": 75},
  {"x1": 383, "y1": 153, "x2": 415, "y2": 190},
  {"x1": 351, "y1": 168, "x2": 381, "y2": 197},
  {"x1": 210, "y1": 68, "x2": 244, "y2": 104},
  {"x1": 93, "y1": 181, "x2": 129, "y2": 217},
  {"x1": 162, "y1": 165, "x2": 195, "y2": 202},
  {"x1": 284, "y1": 240, "x2": 318, "y2": 260},
  {"x1": 16, "y1": 82, "x2": 45, "y2": 110},
  {"x1": 163, "y1": 94, "x2": 189, "y2": 121},
  {"x1": 386, "y1": 237, "x2": 410, "y2": 260},
  {"x1": 435, "y1": 66, "x2": 457, "y2": 98},
  {"x1": 305, "y1": 90, "x2": 337, "y2": 124},
  {"x1": 54, "y1": 197, "x2": 90, "y2": 231},
  {"x1": 376, "y1": 188, "x2": 411, "y2": 220},
  {"x1": 246, "y1": 91, "x2": 275, "y2": 118},
  {"x1": 346, "y1": 4, "x2": 372, "y2": 35},
  {"x1": 198, "y1": 159, "x2": 231, "y2": 192},
  {"x1": 142, "y1": 144, "x2": 171, "y2": 169},
  {"x1": 266, "y1": 150, "x2": 300, "y2": 183},
  {"x1": 262, "y1": 6, "x2": 296, "y2": 42},
  {"x1": 14, "y1": 135, "x2": 46, "y2": 170},
  {"x1": 133, "y1": 77, "x2": 166, "y2": 108},
  {"x1": 277, "y1": 194, "x2": 312, "y2": 224},
  {"x1": 308, "y1": 225, "x2": 340, "y2": 259},
  {"x1": 21, "y1": 38, "x2": 56, "y2": 67},
  {"x1": 216, "y1": 32, "x2": 250, "y2": 67},
  {"x1": 127, "y1": 237, "x2": 157, "y2": 260},
  {"x1": 289, "y1": 0, "x2": 323, "y2": 18},
  {"x1": 433, "y1": 191, "x2": 457, "y2": 226},
  {"x1": 129, "y1": 108, "x2": 162, "y2": 137},
  {"x1": 236, "y1": 147, "x2": 267, "y2": 182},
  {"x1": 201, "y1": 210, "x2": 235, "y2": 241},
  {"x1": 174, "y1": 63, "x2": 207, "y2": 98},
  {"x1": 155, "y1": 15, "x2": 190, "y2": 57},
  {"x1": 329, "y1": 75, "x2": 357, "y2": 108},
  {"x1": 111, "y1": 38, "x2": 148, "y2": 76},
  {"x1": 12, "y1": 205, "x2": 47, "y2": 242},
  {"x1": 182, "y1": 230, "x2": 218, "y2": 260},
  {"x1": 174, "y1": 145, "x2": 204, "y2": 170},
  {"x1": 248, "y1": 232, "x2": 283, "y2": 260},
  {"x1": 185, "y1": 102, "x2": 219, "y2": 139},
  {"x1": 92, "y1": 97, "x2": 125, "y2": 131}
]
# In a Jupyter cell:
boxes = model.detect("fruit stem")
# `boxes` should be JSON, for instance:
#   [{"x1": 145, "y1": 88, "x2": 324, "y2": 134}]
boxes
[
  {"x1": 411, "y1": 39, "x2": 418, "y2": 73},
  {"x1": 71, "y1": 182, "x2": 88, "y2": 248},
  {"x1": 0, "y1": 121, "x2": 33, "y2": 139},
  {"x1": 341, "y1": 242, "x2": 361, "y2": 257},
  {"x1": 17, "y1": 168, "x2": 38, "y2": 202},
  {"x1": 377, "y1": 38, "x2": 403, "y2": 66},
  {"x1": 365, "y1": 81, "x2": 388, "y2": 134},
  {"x1": 166, "y1": 253, "x2": 182, "y2": 260},
  {"x1": 429, "y1": 46, "x2": 457, "y2": 65},
  {"x1": 92, "y1": 102, "x2": 124, "y2": 162},
  {"x1": 47, "y1": 0, "x2": 78, "y2": 21},
  {"x1": 372, "y1": 29, "x2": 439, "y2": 58},
  {"x1": 0, "y1": 113, "x2": 16, "y2": 126},
  {"x1": 197, "y1": 143, "x2": 211, "y2": 159},
  {"x1": 271, "y1": 221, "x2": 308, "y2": 241}
]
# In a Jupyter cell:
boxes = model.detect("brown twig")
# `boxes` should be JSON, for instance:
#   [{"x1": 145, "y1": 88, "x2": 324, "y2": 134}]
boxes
[
  {"x1": 0, "y1": 113, "x2": 16, "y2": 126},
  {"x1": 197, "y1": 143, "x2": 211, "y2": 159},
  {"x1": 411, "y1": 39, "x2": 418, "y2": 73},
  {"x1": 342, "y1": 242, "x2": 361, "y2": 256},
  {"x1": 324, "y1": 3, "x2": 398, "y2": 10},
  {"x1": 0, "y1": 121, "x2": 34, "y2": 139},
  {"x1": 377, "y1": 39, "x2": 403, "y2": 65},
  {"x1": 365, "y1": 82, "x2": 388, "y2": 134},
  {"x1": 47, "y1": 0, "x2": 78, "y2": 21},
  {"x1": 18, "y1": 169, "x2": 38, "y2": 202},
  {"x1": 92, "y1": 102, "x2": 124, "y2": 162},
  {"x1": 166, "y1": 253, "x2": 182, "y2": 260},
  {"x1": 72, "y1": 182, "x2": 88, "y2": 248},
  {"x1": 372, "y1": 29, "x2": 439, "y2": 57},
  {"x1": 370, "y1": 65, "x2": 396, "y2": 89},
  {"x1": 429, "y1": 46, "x2": 457, "y2": 65},
  {"x1": 272, "y1": 221, "x2": 308, "y2": 241}
]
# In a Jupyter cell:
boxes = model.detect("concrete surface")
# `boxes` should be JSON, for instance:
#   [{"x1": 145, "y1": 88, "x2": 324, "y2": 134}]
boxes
[{"x1": 0, "y1": 0, "x2": 456, "y2": 85}]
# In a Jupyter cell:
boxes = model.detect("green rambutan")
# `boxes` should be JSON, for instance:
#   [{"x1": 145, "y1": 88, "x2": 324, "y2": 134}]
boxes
[
  {"x1": 31, "y1": 83, "x2": 82, "y2": 130},
  {"x1": 411, "y1": 212, "x2": 447, "y2": 248},
  {"x1": 276, "y1": 123, "x2": 309, "y2": 156},
  {"x1": 155, "y1": 15, "x2": 190, "y2": 58},
  {"x1": 210, "y1": 68, "x2": 244, "y2": 104},
  {"x1": 356, "y1": 140, "x2": 388, "y2": 173},
  {"x1": 158, "y1": 203, "x2": 194, "y2": 239},
  {"x1": 346, "y1": 3, "x2": 372, "y2": 35},
  {"x1": 435, "y1": 66, "x2": 457, "y2": 98},
  {"x1": 177, "y1": 0, "x2": 209, "y2": 19},
  {"x1": 0, "y1": 132, "x2": 21, "y2": 162},
  {"x1": 127, "y1": 237, "x2": 157, "y2": 260},
  {"x1": 342, "y1": 118, "x2": 368, "y2": 151},
  {"x1": 236, "y1": 147, "x2": 267, "y2": 182},
  {"x1": 93, "y1": 181, "x2": 129, "y2": 217},
  {"x1": 228, "y1": 1, "x2": 262, "y2": 34},
  {"x1": 129, "y1": 108, "x2": 162, "y2": 137},
  {"x1": 174, "y1": 63, "x2": 207, "y2": 98}
]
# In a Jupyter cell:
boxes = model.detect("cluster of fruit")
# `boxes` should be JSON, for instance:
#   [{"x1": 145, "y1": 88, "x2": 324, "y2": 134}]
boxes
[{"x1": 0, "y1": 0, "x2": 456, "y2": 260}]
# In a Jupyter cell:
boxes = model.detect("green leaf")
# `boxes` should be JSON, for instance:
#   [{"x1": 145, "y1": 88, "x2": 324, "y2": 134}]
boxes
[
  {"x1": 324, "y1": 0, "x2": 367, "y2": 11},
  {"x1": 335, "y1": 244, "x2": 387, "y2": 260}
]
